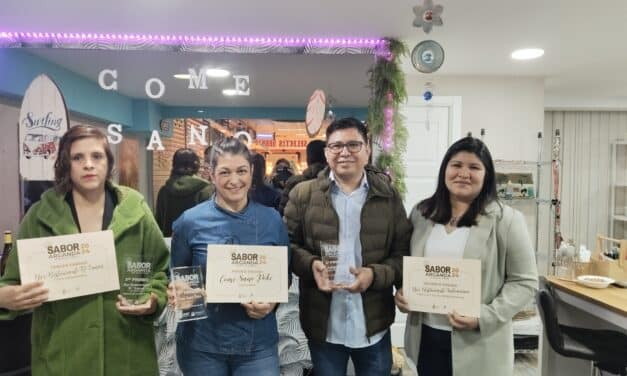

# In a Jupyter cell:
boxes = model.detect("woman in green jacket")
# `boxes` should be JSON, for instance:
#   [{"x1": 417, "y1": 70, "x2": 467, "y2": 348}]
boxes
[
  {"x1": 395, "y1": 137, "x2": 538, "y2": 376},
  {"x1": 0, "y1": 125, "x2": 169, "y2": 375}
]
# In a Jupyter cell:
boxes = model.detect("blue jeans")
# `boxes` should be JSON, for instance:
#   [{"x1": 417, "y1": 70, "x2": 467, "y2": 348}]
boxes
[
  {"x1": 308, "y1": 331, "x2": 392, "y2": 376},
  {"x1": 176, "y1": 344, "x2": 279, "y2": 376}
]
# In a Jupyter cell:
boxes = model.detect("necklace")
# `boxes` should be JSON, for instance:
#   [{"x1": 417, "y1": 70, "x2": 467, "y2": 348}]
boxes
[{"x1": 449, "y1": 216, "x2": 458, "y2": 226}]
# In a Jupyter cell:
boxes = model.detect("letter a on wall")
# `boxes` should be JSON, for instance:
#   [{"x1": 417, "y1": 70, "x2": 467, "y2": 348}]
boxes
[{"x1": 18, "y1": 74, "x2": 69, "y2": 214}]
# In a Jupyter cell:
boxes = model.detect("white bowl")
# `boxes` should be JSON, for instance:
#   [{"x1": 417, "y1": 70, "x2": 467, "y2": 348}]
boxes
[{"x1": 576, "y1": 275, "x2": 615, "y2": 289}]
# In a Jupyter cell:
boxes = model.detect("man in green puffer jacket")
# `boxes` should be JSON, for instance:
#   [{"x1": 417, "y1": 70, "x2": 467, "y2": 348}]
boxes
[
  {"x1": 284, "y1": 117, "x2": 412, "y2": 375},
  {"x1": 154, "y1": 148, "x2": 214, "y2": 237}
]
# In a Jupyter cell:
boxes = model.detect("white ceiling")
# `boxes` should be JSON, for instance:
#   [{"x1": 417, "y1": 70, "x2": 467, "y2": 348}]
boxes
[{"x1": 2, "y1": 0, "x2": 627, "y2": 106}]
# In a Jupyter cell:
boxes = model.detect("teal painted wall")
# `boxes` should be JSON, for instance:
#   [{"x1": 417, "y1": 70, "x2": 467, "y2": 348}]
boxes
[
  {"x1": 0, "y1": 48, "x2": 134, "y2": 127},
  {"x1": 0, "y1": 48, "x2": 368, "y2": 132}
]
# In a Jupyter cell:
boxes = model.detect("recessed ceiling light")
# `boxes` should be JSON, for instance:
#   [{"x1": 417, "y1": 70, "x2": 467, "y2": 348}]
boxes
[
  {"x1": 511, "y1": 48, "x2": 544, "y2": 60},
  {"x1": 222, "y1": 89, "x2": 237, "y2": 96},
  {"x1": 197, "y1": 110, "x2": 204, "y2": 113},
  {"x1": 206, "y1": 68, "x2": 231, "y2": 78},
  {"x1": 173, "y1": 74, "x2": 190, "y2": 79}
]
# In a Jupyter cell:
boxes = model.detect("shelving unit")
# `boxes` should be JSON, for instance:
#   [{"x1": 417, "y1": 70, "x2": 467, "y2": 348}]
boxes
[
  {"x1": 609, "y1": 140, "x2": 627, "y2": 239},
  {"x1": 493, "y1": 159, "x2": 547, "y2": 352},
  {"x1": 493, "y1": 158, "x2": 553, "y2": 256}
]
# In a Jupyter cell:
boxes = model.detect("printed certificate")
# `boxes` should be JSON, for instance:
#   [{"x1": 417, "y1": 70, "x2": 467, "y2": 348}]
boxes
[
  {"x1": 205, "y1": 245, "x2": 288, "y2": 303},
  {"x1": 403, "y1": 256, "x2": 481, "y2": 317},
  {"x1": 17, "y1": 230, "x2": 120, "y2": 301}
]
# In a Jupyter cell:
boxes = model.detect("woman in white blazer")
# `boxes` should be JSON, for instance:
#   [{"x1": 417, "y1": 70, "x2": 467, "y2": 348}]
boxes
[{"x1": 395, "y1": 137, "x2": 538, "y2": 376}]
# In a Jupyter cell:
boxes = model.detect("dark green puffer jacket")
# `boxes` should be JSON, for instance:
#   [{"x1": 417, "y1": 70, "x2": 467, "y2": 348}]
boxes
[
  {"x1": 154, "y1": 175, "x2": 213, "y2": 236},
  {"x1": 284, "y1": 167, "x2": 412, "y2": 342},
  {"x1": 278, "y1": 162, "x2": 327, "y2": 216}
]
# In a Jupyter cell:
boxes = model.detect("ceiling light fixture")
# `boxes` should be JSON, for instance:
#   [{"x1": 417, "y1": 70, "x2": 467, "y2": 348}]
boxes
[
  {"x1": 222, "y1": 89, "x2": 237, "y2": 96},
  {"x1": 205, "y1": 68, "x2": 230, "y2": 78},
  {"x1": 511, "y1": 48, "x2": 544, "y2": 60}
]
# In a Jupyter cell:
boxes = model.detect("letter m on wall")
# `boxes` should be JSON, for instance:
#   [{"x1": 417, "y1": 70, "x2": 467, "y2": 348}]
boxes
[{"x1": 187, "y1": 68, "x2": 208, "y2": 89}]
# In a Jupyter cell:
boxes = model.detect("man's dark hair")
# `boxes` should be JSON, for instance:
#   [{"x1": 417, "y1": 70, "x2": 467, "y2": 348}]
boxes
[
  {"x1": 306, "y1": 140, "x2": 326, "y2": 165},
  {"x1": 325, "y1": 117, "x2": 368, "y2": 143},
  {"x1": 251, "y1": 153, "x2": 267, "y2": 187},
  {"x1": 171, "y1": 148, "x2": 200, "y2": 177}
]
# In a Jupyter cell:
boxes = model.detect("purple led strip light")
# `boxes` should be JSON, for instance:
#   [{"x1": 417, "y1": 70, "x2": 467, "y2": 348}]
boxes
[{"x1": 0, "y1": 31, "x2": 387, "y2": 50}]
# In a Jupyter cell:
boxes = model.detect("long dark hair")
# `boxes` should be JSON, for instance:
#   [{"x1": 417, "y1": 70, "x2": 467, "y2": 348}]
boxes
[
  {"x1": 418, "y1": 137, "x2": 498, "y2": 227},
  {"x1": 54, "y1": 125, "x2": 114, "y2": 193}
]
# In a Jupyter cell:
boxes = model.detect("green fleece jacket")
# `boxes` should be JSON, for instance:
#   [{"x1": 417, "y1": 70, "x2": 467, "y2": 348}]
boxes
[
  {"x1": 0, "y1": 184, "x2": 169, "y2": 376},
  {"x1": 154, "y1": 174, "x2": 213, "y2": 236}
]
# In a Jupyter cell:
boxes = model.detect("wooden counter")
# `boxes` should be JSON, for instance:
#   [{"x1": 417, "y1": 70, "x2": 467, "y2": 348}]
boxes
[{"x1": 546, "y1": 275, "x2": 627, "y2": 316}]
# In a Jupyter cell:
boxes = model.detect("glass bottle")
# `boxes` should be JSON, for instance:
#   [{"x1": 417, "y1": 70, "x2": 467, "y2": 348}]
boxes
[{"x1": 0, "y1": 230, "x2": 12, "y2": 276}]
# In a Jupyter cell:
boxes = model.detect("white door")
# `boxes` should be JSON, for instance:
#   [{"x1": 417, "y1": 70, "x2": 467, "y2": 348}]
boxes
[{"x1": 390, "y1": 96, "x2": 462, "y2": 347}]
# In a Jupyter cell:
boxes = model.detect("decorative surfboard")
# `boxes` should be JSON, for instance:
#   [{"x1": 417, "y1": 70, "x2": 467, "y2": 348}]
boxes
[
  {"x1": 18, "y1": 74, "x2": 69, "y2": 214},
  {"x1": 305, "y1": 89, "x2": 326, "y2": 137}
]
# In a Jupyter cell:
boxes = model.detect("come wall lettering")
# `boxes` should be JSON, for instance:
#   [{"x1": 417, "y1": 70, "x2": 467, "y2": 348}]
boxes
[{"x1": 97, "y1": 68, "x2": 251, "y2": 150}]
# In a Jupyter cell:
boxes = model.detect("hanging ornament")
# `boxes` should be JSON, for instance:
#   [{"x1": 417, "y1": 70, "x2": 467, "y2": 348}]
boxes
[
  {"x1": 412, "y1": 0, "x2": 444, "y2": 34},
  {"x1": 423, "y1": 82, "x2": 434, "y2": 131},
  {"x1": 411, "y1": 40, "x2": 445, "y2": 73},
  {"x1": 423, "y1": 81, "x2": 435, "y2": 101}
]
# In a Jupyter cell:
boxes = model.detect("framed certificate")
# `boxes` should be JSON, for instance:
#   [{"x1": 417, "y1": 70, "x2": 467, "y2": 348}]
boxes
[
  {"x1": 17, "y1": 230, "x2": 120, "y2": 301},
  {"x1": 403, "y1": 256, "x2": 481, "y2": 317},
  {"x1": 205, "y1": 245, "x2": 288, "y2": 303}
]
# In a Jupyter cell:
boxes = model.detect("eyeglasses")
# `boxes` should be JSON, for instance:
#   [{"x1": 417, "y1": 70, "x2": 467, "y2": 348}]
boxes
[{"x1": 326, "y1": 141, "x2": 364, "y2": 154}]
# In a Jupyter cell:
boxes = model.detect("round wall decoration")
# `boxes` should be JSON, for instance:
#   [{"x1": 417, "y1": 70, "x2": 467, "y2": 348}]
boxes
[{"x1": 410, "y1": 40, "x2": 444, "y2": 73}]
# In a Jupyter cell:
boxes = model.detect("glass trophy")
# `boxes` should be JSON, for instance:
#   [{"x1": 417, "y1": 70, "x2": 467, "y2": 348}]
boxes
[
  {"x1": 171, "y1": 266, "x2": 207, "y2": 322},
  {"x1": 120, "y1": 256, "x2": 153, "y2": 305},
  {"x1": 320, "y1": 242, "x2": 355, "y2": 288}
]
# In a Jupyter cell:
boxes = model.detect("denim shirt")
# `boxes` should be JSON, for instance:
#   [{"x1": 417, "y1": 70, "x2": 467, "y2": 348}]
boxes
[
  {"x1": 326, "y1": 172, "x2": 387, "y2": 348},
  {"x1": 171, "y1": 198, "x2": 290, "y2": 354}
]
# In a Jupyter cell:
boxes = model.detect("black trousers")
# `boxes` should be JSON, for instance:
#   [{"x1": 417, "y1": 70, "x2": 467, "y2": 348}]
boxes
[{"x1": 417, "y1": 324, "x2": 453, "y2": 376}]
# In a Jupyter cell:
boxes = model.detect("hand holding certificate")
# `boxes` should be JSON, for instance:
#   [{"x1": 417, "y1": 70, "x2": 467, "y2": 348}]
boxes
[
  {"x1": 204, "y1": 245, "x2": 288, "y2": 303},
  {"x1": 17, "y1": 230, "x2": 120, "y2": 301},
  {"x1": 402, "y1": 256, "x2": 481, "y2": 317}
]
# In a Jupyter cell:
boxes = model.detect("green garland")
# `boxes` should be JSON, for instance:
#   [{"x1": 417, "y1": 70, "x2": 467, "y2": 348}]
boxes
[{"x1": 367, "y1": 38, "x2": 408, "y2": 196}]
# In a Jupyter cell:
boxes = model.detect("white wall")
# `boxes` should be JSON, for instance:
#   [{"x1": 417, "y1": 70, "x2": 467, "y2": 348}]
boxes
[
  {"x1": 402, "y1": 74, "x2": 549, "y2": 272},
  {"x1": 404, "y1": 75, "x2": 545, "y2": 161}
]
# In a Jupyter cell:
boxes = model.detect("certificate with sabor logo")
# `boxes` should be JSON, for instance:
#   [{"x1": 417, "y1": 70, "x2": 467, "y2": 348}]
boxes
[
  {"x1": 17, "y1": 230, "x2": 120, "y2": 301},
  {"x1": 205, "y1": 245, "x2": 288, "y2": 303},
  {"x1": 403, "y1": 257, "x2": 481, "y2": 317}
]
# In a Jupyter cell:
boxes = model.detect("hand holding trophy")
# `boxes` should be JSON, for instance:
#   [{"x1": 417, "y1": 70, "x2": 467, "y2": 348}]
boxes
[{"x1": 169, "y1": 265, "x2": 207, "y2": 321}]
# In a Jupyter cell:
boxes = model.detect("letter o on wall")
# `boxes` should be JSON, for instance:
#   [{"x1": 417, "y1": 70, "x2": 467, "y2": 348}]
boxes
[{"x1": 145, "y1": 78, "x2": 165, "y2": 99}]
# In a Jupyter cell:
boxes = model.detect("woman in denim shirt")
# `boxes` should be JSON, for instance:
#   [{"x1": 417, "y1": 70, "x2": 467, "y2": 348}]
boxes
[{"x1": 169, "y1": 137, "x2": 290, "y2": 376}]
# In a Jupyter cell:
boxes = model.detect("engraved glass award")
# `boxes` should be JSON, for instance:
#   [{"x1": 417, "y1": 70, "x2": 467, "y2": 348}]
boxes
[
  {"x1": 171, "y1": 266, "x2": 207, "y2": 322},
  {"x1": 120, "y1": 256, "x2": 153, "y2": 305},
  {"x1": 320, "y1": 242, "x2": 355, "y2": 288}
]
